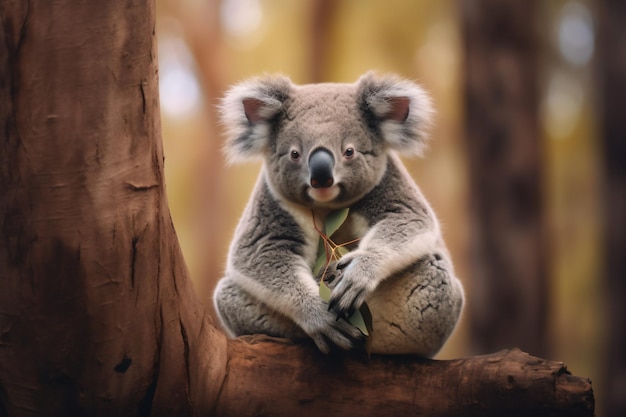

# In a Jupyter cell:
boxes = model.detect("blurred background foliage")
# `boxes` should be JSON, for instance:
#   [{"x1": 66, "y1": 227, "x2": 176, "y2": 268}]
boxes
[{"x1": 155, "y1": 0, "x2": 620, "y2": 414}]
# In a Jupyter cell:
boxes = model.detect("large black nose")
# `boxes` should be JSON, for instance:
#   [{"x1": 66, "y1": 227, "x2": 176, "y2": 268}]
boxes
[{"x1": 309, "y1": 148, "x2": 334, "y2": 188}]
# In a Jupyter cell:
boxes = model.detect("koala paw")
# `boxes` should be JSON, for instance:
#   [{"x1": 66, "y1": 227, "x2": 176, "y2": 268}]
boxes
[
  {"x1": 299, "y1": 300, "x2": 365, "y2": 354},
  {"x1": 325, "y1": 251, "x2": 379, "y2": 319}
]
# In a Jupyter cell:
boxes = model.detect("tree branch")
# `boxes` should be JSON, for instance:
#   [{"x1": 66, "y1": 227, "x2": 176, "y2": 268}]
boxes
[{"x1": 215, "y1": 335, "x2": 594, "y2": 417}]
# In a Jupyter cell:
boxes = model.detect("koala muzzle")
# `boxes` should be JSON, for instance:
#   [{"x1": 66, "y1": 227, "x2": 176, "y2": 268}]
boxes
[{"x1": 309, "y1": 148, "x2": 334, "y2": 188}]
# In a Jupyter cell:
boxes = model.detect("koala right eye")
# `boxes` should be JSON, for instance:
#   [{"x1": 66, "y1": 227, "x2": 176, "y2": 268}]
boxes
[{"x1": 290, "y1": 150, "x2": 301, "y2": 161}]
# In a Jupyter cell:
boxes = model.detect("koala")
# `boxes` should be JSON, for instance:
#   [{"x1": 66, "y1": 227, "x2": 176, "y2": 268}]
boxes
[{"x1": 213, "y1": 72, "x2": 464, "y2": 357}]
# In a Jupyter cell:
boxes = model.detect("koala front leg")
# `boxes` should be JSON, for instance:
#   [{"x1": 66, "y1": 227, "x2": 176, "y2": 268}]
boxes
[
  {"x1": 328, "y1": 215, "x2": 440, "y2": 318},
  {"x1": 296, "y1": 292, "x2": 367, "y2": 353},
  {"x1": 214, "y1": 277, "x2": 306, "y2": 339},
  {"x1": 223, "y1": 261, "x2": 365, "y2": 354}
]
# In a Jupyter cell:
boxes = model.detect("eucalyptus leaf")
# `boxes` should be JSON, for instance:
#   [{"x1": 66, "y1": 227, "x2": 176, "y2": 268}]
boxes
[
  {"x1": 348, "y1": 304, "x2": 371, "y2": 336},
  {"x1": 336, "y1": 245, "x2": 349, "y2": 258},
  {"x1": 319, "y1": 279, "x2": 332, "y2": 302},
  {"x1": 323, "y1": 208, "x2": 349, "y2": 237},
  {"x1": 359, "y1": 302, "x2": 374, "y2": 335},
  {"x1": 313, "y1": 247, "x2": 328, "y2": 277},
  {"x1": 315, "y1": 207, "x2": 373, "y2": 342}
]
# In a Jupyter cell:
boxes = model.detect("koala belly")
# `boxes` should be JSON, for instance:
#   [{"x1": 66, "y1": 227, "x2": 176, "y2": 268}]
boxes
[{"x1": 366, "y1": 254, "x2": 464, "y2": 357}]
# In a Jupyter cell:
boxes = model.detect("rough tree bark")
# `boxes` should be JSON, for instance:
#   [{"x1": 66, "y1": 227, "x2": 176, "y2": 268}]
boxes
[
  {"x1": 219, "y1": 337, "x2": 593, "y2": 417},
  {"x1": 0, "y1": 1, "x2": 227, "y2": 415},
  {"x1": 460, "y1": 0, "x2": 548, "y2": 356},
  {"x1": 0, "y1": 1, "x2": 593, "y2": 416}
]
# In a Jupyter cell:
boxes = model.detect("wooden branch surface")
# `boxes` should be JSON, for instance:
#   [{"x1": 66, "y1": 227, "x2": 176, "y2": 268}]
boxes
[{"x1": 216, "y1": 335, "x2": 594, "y2": 417}]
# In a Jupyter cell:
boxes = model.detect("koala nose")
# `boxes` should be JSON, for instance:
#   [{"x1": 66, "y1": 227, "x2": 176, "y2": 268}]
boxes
[{"x1": 309, "y1": 148, "x2": 334, "y2": 188}]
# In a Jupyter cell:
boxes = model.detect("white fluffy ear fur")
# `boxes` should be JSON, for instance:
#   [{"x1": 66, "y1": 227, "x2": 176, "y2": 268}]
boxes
[
  {"x1": 357, "y1": 72, "x2": 434, "y2": 157},
  {"x1": 220, "y1": 75, "x2": 292, "y2": 163}
]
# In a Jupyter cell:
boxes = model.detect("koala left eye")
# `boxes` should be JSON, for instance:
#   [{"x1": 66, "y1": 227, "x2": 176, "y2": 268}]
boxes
[
  {"x1": 290, "y1": 150, "x2": 301, "y2": 161},
  {"x1": 343, "y1": 147, "x2": 355, "y2": 160}
]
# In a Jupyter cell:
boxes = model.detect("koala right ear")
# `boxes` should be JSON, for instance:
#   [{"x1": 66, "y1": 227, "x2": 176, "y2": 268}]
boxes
[
  {"x1": 357, "y1": 72, "x2": 434, "y2": 157},
  {"x1": 220, "y1": 75, "x2": 292, "y2": 163}
]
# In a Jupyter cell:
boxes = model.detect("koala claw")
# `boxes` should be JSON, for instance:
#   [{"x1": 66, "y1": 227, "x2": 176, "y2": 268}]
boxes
[
  {"x1": 329, "y1": 285, "x2": 366, "y2": 319},
  {"x1": 301, "y1": 301, "x2": 364, "y2": 354},
  {"x1": 319, "y1": 253, "x2": 373, "y2": 319},
  {"x1": 336, "y1": 257, "x2": 352, "y2": 270}
]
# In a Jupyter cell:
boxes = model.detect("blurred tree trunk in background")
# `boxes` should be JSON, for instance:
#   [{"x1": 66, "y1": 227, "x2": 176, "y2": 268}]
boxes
[
  {"x1": 460, "y1": 0, "x2": 548, "y2": 356},
  {"x1": 165, "y1": 0, "x2": 229, "y2": 319},
  {"x1": 596, "y1": 2, "x2": 626, "y2": 416},
  {"x1": 310, "y1": 0, "x2": 336, "y2": 82}
]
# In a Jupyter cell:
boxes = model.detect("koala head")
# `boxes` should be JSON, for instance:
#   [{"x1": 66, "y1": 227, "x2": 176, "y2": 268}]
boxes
[{"x1": 220, "y1": 72, "x2": 434, "y2": 209}]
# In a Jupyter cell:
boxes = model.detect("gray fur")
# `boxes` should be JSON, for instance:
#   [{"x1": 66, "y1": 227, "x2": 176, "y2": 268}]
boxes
[{"x1": 214, "y1": 72, "x2": 464, "y2": 356}]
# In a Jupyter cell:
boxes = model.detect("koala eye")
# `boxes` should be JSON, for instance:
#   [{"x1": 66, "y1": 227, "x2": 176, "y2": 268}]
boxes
[
  {"x1": 343, "y1": 147, "x2": 355, "y2": 160},
  {"x1": 290, "y1": 149, "x2": 301, "y2": 161}
]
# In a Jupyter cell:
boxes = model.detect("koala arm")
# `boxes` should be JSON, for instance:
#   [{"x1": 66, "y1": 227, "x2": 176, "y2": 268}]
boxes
[
  {"x1": 225, "y1": 179, "x2": 364, "y2": 353},
  {"x1": 329, "y1": 155, "x2": 444, "y2": 317}
]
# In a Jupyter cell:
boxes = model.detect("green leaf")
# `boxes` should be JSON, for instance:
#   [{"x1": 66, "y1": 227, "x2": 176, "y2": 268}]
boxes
[
  {"x1": 348, "y1": 303, "x2": 371, "y2": 336},
  {"x1": 359, "y1": 302, "x2": 374, "y2": 335},
  {"x1": 315, "y1": 207, "x2": 373, "y2": 344},
  {"x1": 336, "y1": 245, "x2": 349, "y2": 258},
  {"x1": 313, "y1": 240, "x2": 328, "y2": 277},
  {"x1": 319, "y1": 279, "x2": 332, "y2": 302},
  {"x1": 314, "y1": 209, "x2": 349, "y2": 276},
  {"x1": 313, "y1": 251, "x2": 326, "y2": 277},
  {"x1": 323, "y1": 208, "x2": 349, "y2": 237}
]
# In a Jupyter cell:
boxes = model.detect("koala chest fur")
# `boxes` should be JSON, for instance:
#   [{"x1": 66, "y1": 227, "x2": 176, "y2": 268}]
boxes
[{"x1": 213, "y1": 72, "x2": 464, "y2": 356}]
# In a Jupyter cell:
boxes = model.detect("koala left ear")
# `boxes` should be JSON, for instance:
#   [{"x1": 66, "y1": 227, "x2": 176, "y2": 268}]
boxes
[
  {"x1": 357, "y1": 72, "x2": 434, "y2": 156},
  {"x1": 220, "y1": 75, "x2": 292, "y2": 163}
]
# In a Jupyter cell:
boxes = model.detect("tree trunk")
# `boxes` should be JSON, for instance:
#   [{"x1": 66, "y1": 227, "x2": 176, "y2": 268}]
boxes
[
  {"x1": 596, "y1": 1, "x2": 626, "y2": 416},
  {"x1": 0, "y1": 1, "x2": 592, "y2": 416},
  {"x1": 309, "y1": 0, "x2": 336, "y2": 82},
  {"x1": 0, "y1": 1, "x2": 227, "y2": 415},
  {"x1": 459, "y1": 0, "x2": 548, "y2": 356}
]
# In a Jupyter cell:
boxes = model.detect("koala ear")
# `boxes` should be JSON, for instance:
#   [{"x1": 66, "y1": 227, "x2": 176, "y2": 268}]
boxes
[
  {"x1": 357, "y1": 72, "x2": 434, "y2": 156},
  {"x1": 220, "y1": 75, "x2": 292, "y2": 163}
]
